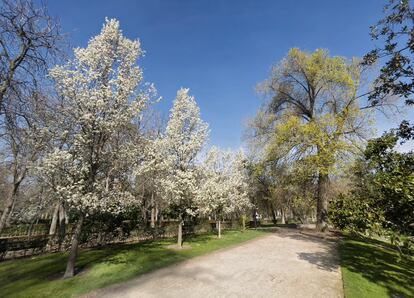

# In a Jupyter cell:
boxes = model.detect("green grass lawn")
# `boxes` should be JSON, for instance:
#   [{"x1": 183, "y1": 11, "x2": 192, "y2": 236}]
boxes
[
  {"x1": 0, "y1": 229, "x2": 267, "y2": 298},
  {"x1": 340, "y1": 235, "x2": 414, "y2": 298}
]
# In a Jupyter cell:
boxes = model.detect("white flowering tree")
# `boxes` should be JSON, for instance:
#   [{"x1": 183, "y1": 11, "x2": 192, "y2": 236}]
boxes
[
  {"x1": 161, "y1": 88, "x2": 209, "y2": 247},
  {"x1": 38, "y1": 19, "x2": 153, "y2": 278},
  {"x1": 134, "y1": 136, "x2": 168, "y2": 228},
  {"x1": 196, "y1": 147, "x2": 251, "y2": 238}
]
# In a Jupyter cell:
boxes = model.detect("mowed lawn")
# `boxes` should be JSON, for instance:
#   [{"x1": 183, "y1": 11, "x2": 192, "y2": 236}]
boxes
[
  {"x1": 340, "y1": 235, "x2": 414, "y2": 298},
  {"x1": 0, "y1": 229, "x2": 267, "y2": 298}
]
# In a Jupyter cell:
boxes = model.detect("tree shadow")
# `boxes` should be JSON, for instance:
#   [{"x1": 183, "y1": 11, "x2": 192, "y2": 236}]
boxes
[
  {"x1": 98, "y1": 263, "x2": 230, "y2": 297},
  {"x1": 273, "y1": 228, "x2": 340, "y2": 272},
  {"x1": 340, "y1": 235, "x2": 414, "y2": 298},
  {"x1": 0, "y1": 240, "x2": 172, "y2": 296}
]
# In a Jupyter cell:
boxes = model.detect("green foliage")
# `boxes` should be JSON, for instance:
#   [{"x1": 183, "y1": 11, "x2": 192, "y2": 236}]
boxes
[
  {"x1": 330, "y1": 130, "x2": 414, "y2": 252},
  {"x1": 329, "y1": 193, "x2": 383, "y2": 234},
  {"x1": 363, "y1": 0, "x2": 414, "y2": 105},
  {"x1": 81, "y1": 208, "x2": 144, "y2": 244}
]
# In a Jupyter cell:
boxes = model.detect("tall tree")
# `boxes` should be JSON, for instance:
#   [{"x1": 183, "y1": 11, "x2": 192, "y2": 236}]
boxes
[
  {"x1": 161, "y1": 88, "x2": 209, "y2": 247},
  {"x1": 255, "y1": 48, "x2": 372, "y2": 230},
  {"x1": 38, "y1": 19, "x2": 151, "y2": 278},
  {"x1": 0, "y1": 0, "x2": 62, "y2": 233}
]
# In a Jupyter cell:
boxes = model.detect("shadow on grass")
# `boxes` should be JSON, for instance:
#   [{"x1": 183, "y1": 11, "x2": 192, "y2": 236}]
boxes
[
  {"x1": 340, "y1": 235, "x2": 414, "y2": 298},
  {"x1": 257, "y1": 223, "x2": 298, "y2": 229},
  {"x1": 0, "y1": 230, "x2": 265, "y2": 298},
  {"x1": 0, "y1": 239, "x2": 185, "y2": 297}
]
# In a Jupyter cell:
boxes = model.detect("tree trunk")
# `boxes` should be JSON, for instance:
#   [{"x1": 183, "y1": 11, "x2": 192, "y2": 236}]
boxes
[
  {"x1": 241, "y1": 215, "x2": 246, "y2": 231},
  {"x1": 177, "y1": 218, "x2": 183, "y2": 248},
  {"x1": 5, "y1": 198, "x2": 16, "y2": 226},
  {"x1": 316, "y1": 172, "x2": 329, "y2": 232},
  {"x1": 217, "y1": 220, "x2": 221, "y2": 238},
  {"x1": 58, "y1": 204, "x2": 67, "y2": 250},
  {"x1": 280, "y1": 209, "x2": 285, "y2": 224},
  {"x1": 271, "y1": 205, "x2": 277, "y2": 224},
  {"x1": 150, "y1": 193, "x2": 155, "y2": 228},
  {"x1": 63, "y1": 214, "x2": 84, "y2": 279},
  {"x1": 0, "y1": 189, "x2": 18, "y2": 234},
  {"x1": 49, "y1": 203, "x2": 60, "y2": 235}
]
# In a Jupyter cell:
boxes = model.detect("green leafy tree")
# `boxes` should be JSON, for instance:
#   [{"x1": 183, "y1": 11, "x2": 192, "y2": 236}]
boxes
[
  {"x1": 330, "y1": 132, "x2": 414, "y2": 251},
  {"x1": 255, "y1": 48, "x2": 372, "y2": 230},
  {"x1": 364, "y1": 0, "x2": 414, "y2": 138}
]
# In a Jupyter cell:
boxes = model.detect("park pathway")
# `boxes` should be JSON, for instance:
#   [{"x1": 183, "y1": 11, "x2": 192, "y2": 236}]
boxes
[{"x1": 84, "y1": 229, "x2": 343, "y2": 298}]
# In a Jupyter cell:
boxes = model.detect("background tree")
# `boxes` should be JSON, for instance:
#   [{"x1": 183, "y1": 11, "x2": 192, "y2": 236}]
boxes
[
  {"x1": 363, "y1": 0, "x2": 414, "y2": 139},
  {"x1": 0, "y1": 92, "x2": 50, "y2": 233},
  {"x1": 364, "y1": 0, "x2": 414, "y2": 106},
  {"x1": 0, "y1": 0, "x2": 62, "y2": 233},
  {"x1": 196, "y1": 147, "x2": 251, "y2": 238},
  {"x1": 0, "y1": 0, "x2": 61, "y2": 113},
  {"x1": 330, "y1": 131, "x2": 414, "y2": 251}
]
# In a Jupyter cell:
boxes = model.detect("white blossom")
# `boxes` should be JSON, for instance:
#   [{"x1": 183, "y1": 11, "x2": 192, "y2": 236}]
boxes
[
  {"x1": 196, "y1": 147, "x2": 252, "y2": 219},
  {"x1": 159, "y1": 88, "x2": 209, "y2": 216},
  {"x1": 38, "y1": 18, "x2": 151, "y2": 214}
]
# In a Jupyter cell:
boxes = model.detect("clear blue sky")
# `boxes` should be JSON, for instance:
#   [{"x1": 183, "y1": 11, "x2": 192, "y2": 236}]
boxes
[{"x1": 48, "y1": 0, "x2": 404, "y2": 149}]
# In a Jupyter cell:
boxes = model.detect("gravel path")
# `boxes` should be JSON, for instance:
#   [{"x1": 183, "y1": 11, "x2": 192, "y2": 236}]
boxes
[{"x1": 84, "y1": 229, "x2": 343, "y2": 298}]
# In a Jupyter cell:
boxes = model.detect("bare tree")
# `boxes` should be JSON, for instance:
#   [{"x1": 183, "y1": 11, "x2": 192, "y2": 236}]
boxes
[
  {"x1": 0, "y1": 0, "x2": 61, "y2": 113},
  {"x1": 0, "y1": 0, "x2": 62, "y2": 233}
]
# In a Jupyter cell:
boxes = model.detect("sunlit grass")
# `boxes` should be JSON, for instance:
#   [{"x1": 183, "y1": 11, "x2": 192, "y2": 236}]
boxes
[
  {"x1": 340, "y1": 235, "x2": 414, "y2": 298},
  {"x1": 0, "y1": 229, "x2": 267, "y2": 298}
]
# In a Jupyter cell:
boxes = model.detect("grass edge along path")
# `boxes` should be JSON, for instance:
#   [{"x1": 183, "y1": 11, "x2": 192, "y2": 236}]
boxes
[
  {"x1": 339, "y1": 234, "x2": 414, "y2": 298},
  {"x1": 0, "y1": 229, "x2": 269, "y2": 298}
]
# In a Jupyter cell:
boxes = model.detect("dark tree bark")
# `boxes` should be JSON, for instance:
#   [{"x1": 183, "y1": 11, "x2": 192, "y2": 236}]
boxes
[
  {"x1": 150, "y1": 193, "x2": 155, "y2": 228},
  {"x1": 63, "y1": 214, "x2": 84, "y2": 279},
  {"x1": 57, "y1": 204, "x2": 67, "y2": 250},
  {"x1": 270, "y1": 205, "x2": 277, "y2": 224}
]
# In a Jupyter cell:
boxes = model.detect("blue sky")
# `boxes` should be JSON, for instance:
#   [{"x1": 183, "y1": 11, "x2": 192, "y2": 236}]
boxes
[{"x1": 47, "y1": 0, "x2": 409, "y2": 149}]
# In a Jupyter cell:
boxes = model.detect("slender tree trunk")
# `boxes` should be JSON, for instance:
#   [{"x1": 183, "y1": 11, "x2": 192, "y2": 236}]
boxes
[
  {"x1": 0, "y1": 189, "x2": 18, "y2": 234},
  {"x1": 280, "y1": 209, "x2": 286, "y2": 224},
  {"x1": 49, "y1": 203, "x2": 60, "y2": 235},
  {"x1": 271, "y1": 205, "x2": 277, "y2": 224},
  {"x1": 63, "y1": 214, "x2": 84, "y2": 279},
  {"x1": 217, "y1": 220, "x2": 221, "y2": 238},
  {"x1": 5, "y1": 198, "x2": 16, "y2": 226},
  {"x1": 150, "y1": 193, "x2": 155, "y2": 228},
  {"x1": 316, "y1": 172, "x2": 329, "y2": 232},
  {"x1": 58, "y1": 204, "x2": 67, "y2": 250},
  {"x1": 157, "y1": 207, "x2": 162, "y2": 227},
  {"x1": 177, "y1": 216, "x2": 183, "y2": 248},
  {"x1": 241, "y1": 215, "x2": 246, "y2": 231}
]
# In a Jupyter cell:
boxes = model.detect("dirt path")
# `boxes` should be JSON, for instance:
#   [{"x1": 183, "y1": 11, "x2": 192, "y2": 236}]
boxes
[{"x1": 84, "y1": 229, "x2": 343, "y2": 298}]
